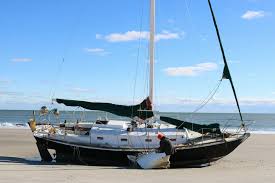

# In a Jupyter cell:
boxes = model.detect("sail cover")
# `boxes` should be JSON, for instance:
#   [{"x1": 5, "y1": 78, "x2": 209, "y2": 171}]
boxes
[
  {"x1": 55, "y1": 97, "x2": 153, "y2": 120},
  {"x1": 160, "y1": 116, "x2": 221, "y2": 134}
]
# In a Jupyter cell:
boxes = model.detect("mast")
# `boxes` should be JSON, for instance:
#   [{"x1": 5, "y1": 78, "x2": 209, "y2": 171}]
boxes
[
  {"x1": 207, "y1": 0, "x2": 243, "y2": 122},
  {"x1": 149, "y1": 0, "x2": 155, "y2": 108}
]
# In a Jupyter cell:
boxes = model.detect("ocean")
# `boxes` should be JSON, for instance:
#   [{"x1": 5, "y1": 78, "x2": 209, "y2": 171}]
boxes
[{"x1": 0, "y1": 110, "x2": 274, "y2": 134}]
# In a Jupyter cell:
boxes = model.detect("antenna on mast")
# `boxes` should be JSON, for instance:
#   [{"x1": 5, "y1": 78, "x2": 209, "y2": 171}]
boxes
[{"x1": 149, "y1": 0, "x2": 155, "y2": 109}]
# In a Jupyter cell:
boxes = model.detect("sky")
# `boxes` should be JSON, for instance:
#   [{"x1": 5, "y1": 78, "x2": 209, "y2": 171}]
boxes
[{"x1": 0, "y1": 0, "x2": 275, "y2": 113}]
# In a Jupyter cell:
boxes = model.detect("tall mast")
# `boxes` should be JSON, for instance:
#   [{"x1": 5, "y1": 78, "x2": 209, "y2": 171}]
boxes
[
  {"x1": 149, "y1": 0, "x2": 155, "y2": 108},
  {"x1": 207, "y1": 0, "x2": 243, "y2": 122}
]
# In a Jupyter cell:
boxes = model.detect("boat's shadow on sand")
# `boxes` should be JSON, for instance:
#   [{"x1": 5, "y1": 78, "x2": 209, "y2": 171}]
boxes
[
  {"x1": 0, "y1": 156, "x2": 210, "y2": 169},
  {"x1": 0, "y1": 156, "x2": 126, "y2": 169},
  {"x1": 0, "y1": 156, "x2": 44, "y2": 165}
]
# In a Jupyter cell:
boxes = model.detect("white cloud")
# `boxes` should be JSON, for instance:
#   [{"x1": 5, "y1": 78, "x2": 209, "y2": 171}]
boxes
[
  {"x1": 0, "y1": 91, "x2": 23, "y2": 96},
  {"x1": 241, "y1": 10, "x2": 267, "y2": 20},
  {"x1": 70, "y1": 87, "x2": 94, "y2": 93},
  {"x1": 164, "y1": 62, "x2": 218, "y2": 77},
  {"x1": 84, "y1": 48, "x2": 110, "y2": 56},
  {"x1": 167, "y1": 19, "x2": 175, "y2": 24},
  {"x1": 11, "y1": 58, "x2": 32, "y2": 62},
  {"x1": 85, "y1": 48, "x2": 104, "y2": 53},
  {"x1": 0, "y1": 90, "x2": 49, "y2": 106},
  {"x1": 96, "y1": 30, "x2": 183, "y2": 42},
  {"x1": 103, "y1": 31, "x2": 148, "y2": 42},
  {"x1": 239, "y1": 99, "x2": 275, "y2": 106},
  {"x1": 155, "y1": 30, "x2": 182, "y2": 41},
  {"x1": 0, "y1": 78, "x2": 12, "y2": 84},
  {"x1": 158, "y1": 96, "x2": 275, "y2": 106},
  {"x1": 95, "y1": 34, "x2": 102, "y2": 39}
]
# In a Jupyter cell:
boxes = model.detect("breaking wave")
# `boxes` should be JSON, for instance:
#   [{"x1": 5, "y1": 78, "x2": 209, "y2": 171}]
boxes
[{"x1": 0, "y1": 122, "x2": 29, "y2": 129}]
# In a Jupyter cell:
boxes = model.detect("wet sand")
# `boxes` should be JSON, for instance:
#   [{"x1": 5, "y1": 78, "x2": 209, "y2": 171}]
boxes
[{"x1": 0, "y1": 129, "x2": 274, "y2": 183}]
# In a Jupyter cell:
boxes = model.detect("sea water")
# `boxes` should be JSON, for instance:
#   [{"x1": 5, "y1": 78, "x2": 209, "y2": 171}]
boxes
[{"x1": 0, "y1": 110, "x2": 274, "y2": 134}]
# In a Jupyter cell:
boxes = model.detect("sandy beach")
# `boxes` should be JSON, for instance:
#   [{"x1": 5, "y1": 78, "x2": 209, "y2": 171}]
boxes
[{"x1": 0, "y1": 129, "x2": 274, "y2": 183}]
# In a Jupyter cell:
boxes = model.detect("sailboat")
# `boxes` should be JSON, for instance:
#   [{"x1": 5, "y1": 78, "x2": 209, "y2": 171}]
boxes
[{"x1": 29, "y1": 0, "x2": 250, "y2": 168}]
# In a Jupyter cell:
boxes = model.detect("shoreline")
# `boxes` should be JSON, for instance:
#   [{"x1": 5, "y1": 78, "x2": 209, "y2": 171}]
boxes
[{"x1": 0, "y1": 129, "x2": 275, "y2": 182}]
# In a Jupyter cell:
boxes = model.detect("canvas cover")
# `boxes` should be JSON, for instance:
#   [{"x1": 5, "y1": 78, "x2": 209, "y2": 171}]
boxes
[
  {"x1": 55, "y1": 97, "x2": 153, "y2": 120},
  {"x1": 160, "y1": 116, "x2": 221, "y2": 134}
]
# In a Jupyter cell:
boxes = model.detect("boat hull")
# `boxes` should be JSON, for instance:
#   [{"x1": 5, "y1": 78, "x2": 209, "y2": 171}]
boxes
[
  {"x1": 34, "y1": 133, "x2": 250, "y2": 167},
  {"x1": 170, "y1": 133, "x2": 250, "y2": 167}
]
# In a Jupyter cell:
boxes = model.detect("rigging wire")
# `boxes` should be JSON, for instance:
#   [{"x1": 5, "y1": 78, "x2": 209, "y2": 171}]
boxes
[
  {"x1": 131, "y1": 0, "x2": 145, "y2": 117},
  {"x1": 183, "y1": 0, "x2": 199, "y2": 39},
  {"x1": 49, "y1": 58, "x2": 65, "y2": 104},
  {"x1": 184, "y1": 0, "x2": 193, "y2": 24},
  {"x1": 173, "y1": 79, "x2": 222, "y2": 131},
  {"x1": 143, "y1": 58, "x2": 149, "y2": 101},
  {"x1": 192, "y1": 79, "x2": 222, "y2": 114},
  {"x1": 141, "y1": 1, "x2": 152, "y2": 105},
  {"x1": 49, "y1": 2, "x2": 84, "y2": 106},
  {"x1": 127, "y1": 0, "x2": 151, "y2": 151},
  {"x1": 47, "y1": 3, "x2": 85, "y2": 122},
  {"x1": 181, "y1": 0, "x2": 240, "y2": 124}
]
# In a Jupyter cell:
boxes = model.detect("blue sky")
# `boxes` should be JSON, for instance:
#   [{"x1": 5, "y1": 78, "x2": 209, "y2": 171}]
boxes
[{"x1": 0, "y1": 0, "x2": 274, "y2": 113}]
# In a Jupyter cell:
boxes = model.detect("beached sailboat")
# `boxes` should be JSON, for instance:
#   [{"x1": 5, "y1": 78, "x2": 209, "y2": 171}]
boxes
[{"x1": 29, "y1": 0, "x2": 250, "y2": 168}]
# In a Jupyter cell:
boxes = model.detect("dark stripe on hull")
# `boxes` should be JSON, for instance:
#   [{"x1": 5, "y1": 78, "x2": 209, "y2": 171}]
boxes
[{"x1": 34, "y1": 133, "x2": 250, "y2": 167}]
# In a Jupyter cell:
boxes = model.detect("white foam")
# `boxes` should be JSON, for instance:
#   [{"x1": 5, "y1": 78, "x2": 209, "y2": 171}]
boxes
[
  {"x1": 0, "y1": 122, "x2": 29, "y2": 129},
  {"x1": 248, "y1": 130, "x2": 275, "y2": 135},
  {"x1": 222, "y1": 127, "x2": 275, "y2": 135}
]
